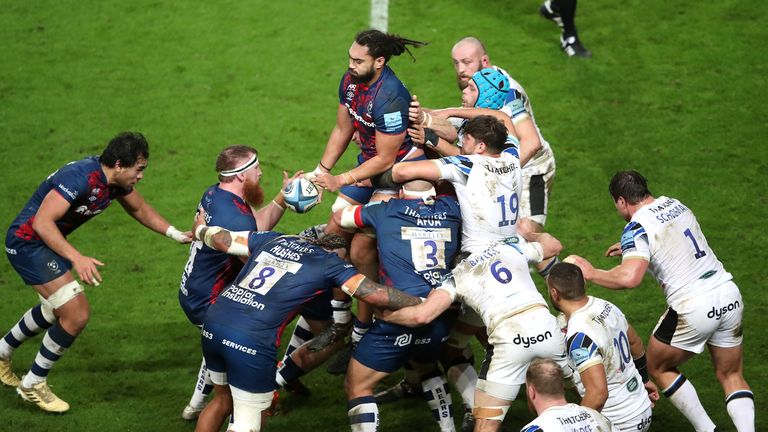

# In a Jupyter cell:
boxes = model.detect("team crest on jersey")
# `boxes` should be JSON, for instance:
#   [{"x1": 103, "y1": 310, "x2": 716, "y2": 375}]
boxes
[
  {"x1": 367, "y1": 100, "x2": 374, "y2": 114},
  {"x1": 47, "y1": 260, "x2": 59, "y2": 272},
  {"x1": 568, "y1": 332, "x2": 598, "y2": 366},
  {"x1": 345, "y1": 84, "x2": 356, "y2": 101}
]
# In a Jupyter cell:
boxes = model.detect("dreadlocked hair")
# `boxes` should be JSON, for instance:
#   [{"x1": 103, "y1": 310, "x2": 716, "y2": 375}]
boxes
[
  {"x1": 355, "y1": 29, "x2": 428, "y2": 63},
  {"x1": 304, "y1": 233, "x2": 349, "y2": 251}
]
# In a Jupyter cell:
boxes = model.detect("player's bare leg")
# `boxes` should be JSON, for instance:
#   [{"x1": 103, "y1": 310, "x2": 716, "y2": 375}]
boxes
[
  {"x1": 709, "y1": 344, "x2": 754, "y2": 432},
  {"x1": 472, "y1": 390, "x2": 511, "y2": 432},
  {"x1": 196, "y1": 383, "x2": 232, "y2": 432},
  {"x1": 647, "y1": 336, "x2": 716, "y2": 431}
]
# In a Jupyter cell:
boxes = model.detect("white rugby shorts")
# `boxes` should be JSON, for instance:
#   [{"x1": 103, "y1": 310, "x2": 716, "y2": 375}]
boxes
[
  {"x1": 653, "y1": 280, "x2": 743, "y2": 353},
  {"x1": 519, "y1": 145, "x2": 556, "y2": 226}
]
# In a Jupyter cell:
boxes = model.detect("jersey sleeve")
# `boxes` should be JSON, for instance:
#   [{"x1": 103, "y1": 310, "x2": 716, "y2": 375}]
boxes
[
  {"x1": 435, "y1": 274, "x2": 458, "y2": 302},
  {"x1": 566, "y1": 331, "x2": 603, "y2": 373},
  {"x1": 359, "y1": 201, "x2": 385, "y2": 228},
  {"x1": 500, "y1": 89, "x2": 531, "y2": 123},
  {"x1": 436, "y1": 156, "x2": 473, "y2": 184},
  {"x1": 326, "y1": 253, "x2": 361, "y2": 287},
  {"x1": 373, "y1": 88, "x2": 409, "y2": 135},
  {"x1": 620, "y1": 221, "x2": 651, "y2": 261},
  {"x1": 338, "y1": 73, "x2": 350, "y2": 104},
  {"x1": 50, "y1": 167, "x2": 89, "y2": 204}
]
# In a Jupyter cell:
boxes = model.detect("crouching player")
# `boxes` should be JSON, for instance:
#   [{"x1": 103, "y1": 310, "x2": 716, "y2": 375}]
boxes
[{"x1": 191, "y1": 212, "x2": 424, "y2": 432}]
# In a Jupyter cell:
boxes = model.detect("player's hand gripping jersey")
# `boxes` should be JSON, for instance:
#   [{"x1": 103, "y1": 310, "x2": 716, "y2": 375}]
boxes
[
  {"x1": 435, "y1": 141, "x2": 522, "y2": 253},
  {"x1": 566, "y1": 297, "x2": 652, "y2": 425},
  {"x1": 620, "y1": 196, "x2": 732, "y2": 306}
]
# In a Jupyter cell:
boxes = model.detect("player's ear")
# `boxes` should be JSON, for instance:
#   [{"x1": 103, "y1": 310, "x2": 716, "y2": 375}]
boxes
[{"x1": 375, "y1": 56, "x2": 385, "y2": 69}]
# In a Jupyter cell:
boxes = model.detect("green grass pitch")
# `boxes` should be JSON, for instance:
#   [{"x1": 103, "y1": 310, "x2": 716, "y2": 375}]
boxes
[{"x1": 0, "y1": 1, "x2": 765, "y2": 430}]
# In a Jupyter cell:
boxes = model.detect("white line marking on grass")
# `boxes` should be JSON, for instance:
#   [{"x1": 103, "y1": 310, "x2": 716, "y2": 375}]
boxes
[{"x1": 371, "y1": 0, "x2": 389, "y2": 31}]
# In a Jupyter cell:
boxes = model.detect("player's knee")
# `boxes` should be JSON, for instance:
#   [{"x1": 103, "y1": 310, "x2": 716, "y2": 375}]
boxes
[{"x1": 229, "y1": 386, "x2": 272, "y2": 432}]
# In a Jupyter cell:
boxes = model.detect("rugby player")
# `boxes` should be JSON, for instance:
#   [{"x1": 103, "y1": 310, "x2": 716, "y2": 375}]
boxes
[
  {"x1": 0, "y1": 132, "x2": 191, "y2": 412},
  {"x1": 547, "y1": 262, "x2": 658, "y2": 431},
  {"x1": 190, "y1": 213, "x2": 425, "y2": 432},
  {"x1": 521, "y1": 358, "x2": 616, "y2": 432},
  {"x1": 177, "y1": 145, "x2": 296, "y2": 427},
  {"x1": 568, "y1": 170, "x2": 754, "y2": 432}
]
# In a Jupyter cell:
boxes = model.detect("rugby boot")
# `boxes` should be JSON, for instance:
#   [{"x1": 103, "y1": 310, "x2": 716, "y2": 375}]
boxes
[
  {"x1": 0, "y1": 358, "x2": 21, "y2": 387},
  {"x1": 17, "y1": 378, "x2": 70, "y2": 413},
  {"x1": 539, "y1": 0, "x2": 563, "y2": 28},
  {"x1": 181, "y1": 403, "x2": 204, "y2": 420},
  {"x1": 561, "y1": 34, "x2": 592, "y2": 58}
]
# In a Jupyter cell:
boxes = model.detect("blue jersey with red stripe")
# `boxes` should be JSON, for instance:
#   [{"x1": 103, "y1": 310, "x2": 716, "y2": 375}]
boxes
[
  {"x1": 352, "y1": 196, "x2": 462, "y2": 297},
  {"x1": 6, "y1": 156, "x2": 131, "y2": 247},
  {"x1": 204, "y1": 232, "x2": 359, "y2": 354},
  {"x1": 178, "y1": 185, "x2": 258, "y2": 325},
  {"x1": 338, "y1": 65, "x2": 413, "y2": 161}
]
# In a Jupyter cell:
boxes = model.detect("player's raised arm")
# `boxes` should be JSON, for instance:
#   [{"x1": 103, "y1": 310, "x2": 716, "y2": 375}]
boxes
[{"x1": 567, "y1": 255, "x2": 649, "y2": 290}]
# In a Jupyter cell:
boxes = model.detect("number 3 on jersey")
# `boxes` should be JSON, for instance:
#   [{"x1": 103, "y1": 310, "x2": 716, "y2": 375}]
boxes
[
  {"x1": 237, "y1": 251, "x2": 303, "y2": 295},
  {"x1": 496, "y1": 192, "x2": 519, "y2": 227}
]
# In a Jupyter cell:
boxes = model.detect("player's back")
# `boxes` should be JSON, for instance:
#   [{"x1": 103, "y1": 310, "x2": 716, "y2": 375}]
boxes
[
  {"x1": 521, "y1": 403, "x2": 618, "y2": 432},
  {"x1": 364, "y1": 195, "x2": 462, "y2": 295},
  {"x1": 205, "y1": 232, "x2": 357, "y2": 351},
  {"x1": 567, "y1": 297, "x2": 651, "y2": 423},
  {"x1": 626, "y1": 196, "x2": 731, "y2": 304},
  {"x1": 438, "y1": 145, "x2": 522, "y2": 253},
  {"x1": 451, "y1": 241, "x2": 546, "y2": 331}
]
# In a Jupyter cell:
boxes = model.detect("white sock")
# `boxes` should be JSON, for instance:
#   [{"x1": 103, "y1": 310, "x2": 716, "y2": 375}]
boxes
[
  {"x1": 447, "y1": 362, "x2": 477, "y2": 410},
  {"x1": 188, "y1": 357, "x2": 212, "y2": 409},
  {"x1": 282, "y1": 317, "x2": 313, "y2": 359},
  {"x1": 348, "y1": 395, "x2": 378, "y2": 432},
  {"x1": 0, "y1": 304, "x2": 56, "y2": 359},
  {"x1": 663, "y1": 375, "x2": 716, "y2": 432},
  {"x1": 421, "y1": 375, "x2": 455, "y2": 432},
  {"x1": 726, "y1": 390, "x2": 754, "y2": 432}
]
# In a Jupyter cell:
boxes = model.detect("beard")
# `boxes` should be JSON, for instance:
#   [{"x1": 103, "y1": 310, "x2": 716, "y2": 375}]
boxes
[
  {"x1": 456, "y1": 75, "x2": 470, "y2": 90},
  {"x1": 243, "y1": 178, "x2": 264, "y2": 208},
  {"x1": 526, "y1": 394, "x2": 536, "y2": 415},
  {"x1": 350, "y1": 66, "x2": 376, "y2": 85}
]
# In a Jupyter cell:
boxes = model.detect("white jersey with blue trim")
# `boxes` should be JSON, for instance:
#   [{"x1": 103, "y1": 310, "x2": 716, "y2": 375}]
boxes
[
  {"x1": 494, "y1": 66, "x2": 554, "y2": 170},
  {"x1": 435, "y1": 141, "x2": 522, "y2": 253},
  {"x1": 438, "y1": 242, "x2": 546, "y2": 333},
  {"x1": 520, "y1": 403, "x2": 617, "y2": 432},
  {"x1": 621, "y1": 196, "x2": 732, "y2": 305},
  {"x1": 566, "y1": 297, "x2": 651, "y2": 424}
]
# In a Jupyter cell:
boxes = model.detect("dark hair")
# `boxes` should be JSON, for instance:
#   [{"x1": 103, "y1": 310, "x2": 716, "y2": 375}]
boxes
[
  {"x1": 547, "y1": 262, "x2": 586, "y2": 301},
  {"x1": 355, "y1": 29, "x2": 428, "y2": 63},
  {"x1": 99, "y1": 132, "x2": 149, "y2": 168},
  {"x1": 463, "y1": 115, "x2": 507, "y2": 153},
  {"x1": 609, "y1": 170, "x2": 652, "y2": 204},
  {"x1": 216, "y1": 145, "x2": 258, "y2": 183},
  {"x1": 526, "y1": 358, "x2": 564, "y2": 397}
]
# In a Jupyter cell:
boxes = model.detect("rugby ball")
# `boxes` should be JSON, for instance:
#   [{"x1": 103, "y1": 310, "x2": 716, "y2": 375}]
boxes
[{"x1": 282, "y1": 177, "x2": 320, "y2": 213}]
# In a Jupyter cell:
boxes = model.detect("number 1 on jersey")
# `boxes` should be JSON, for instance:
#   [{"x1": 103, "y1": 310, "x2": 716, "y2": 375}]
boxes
[{"x1": 683, "y1": 228, "x2": 706, "y2": 259}]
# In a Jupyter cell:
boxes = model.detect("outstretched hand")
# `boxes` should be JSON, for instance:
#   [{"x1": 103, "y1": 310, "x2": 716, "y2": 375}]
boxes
[
  {"x1": 73, "y1": 254, "x2": 104, "y2": 286},
  {"x1": 605, "y1": 242, "x2": 622, "y2": 257}
]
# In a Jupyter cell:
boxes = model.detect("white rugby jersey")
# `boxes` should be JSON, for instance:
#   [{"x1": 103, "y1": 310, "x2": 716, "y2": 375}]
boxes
[
  {"x1": 438, "y1": 242, "x2": 546, "y2": 332},
  {"x1": 566, "y1": 297, "x2": 651, "y2": 424},
  {"x1": 435, "y1": 144, "x2": 522, "y2": 253},
  {"x1": 520, "y1": 403, "x2": 617, "y2": 432},
  {"x1": 621, "y1": 196, "x2": 732, "y2": 305},
  {"x1": 495, "y1": 66, "x2": 554, "y2": 170}
]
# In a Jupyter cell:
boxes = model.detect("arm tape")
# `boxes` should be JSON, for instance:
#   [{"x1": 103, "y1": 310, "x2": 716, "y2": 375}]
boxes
[
  {"x1": 341, "y1": 274, "x2": 366, "y2": 296},
  {"x1": 633, "y1": 353, "x2": 650, "y2": 383},
  {"x1": 424, "y1": 128, "x2": 439, "y2": 148},
  {"x1": 199, "y1": 226, "x2": 251, "y2": 257},
  {"x1": 370, "y1": 168, "x2": 401, "y2": 189}
]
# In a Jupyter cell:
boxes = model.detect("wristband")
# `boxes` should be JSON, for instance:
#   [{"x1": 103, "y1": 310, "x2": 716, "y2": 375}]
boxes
[
  {"x1": 633, "y1": 353, "x2": 650, "y2": 383},
  {"x1": 165, "y1": 225, "x2": 187, "y2": 243}
]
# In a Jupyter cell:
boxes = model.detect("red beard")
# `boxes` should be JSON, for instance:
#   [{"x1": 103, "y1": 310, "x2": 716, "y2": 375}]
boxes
[{"x1": 244, "y1": 180, "x2": 264, "y2": 208}]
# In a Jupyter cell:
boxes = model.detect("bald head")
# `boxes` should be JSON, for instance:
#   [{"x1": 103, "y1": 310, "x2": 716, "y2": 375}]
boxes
[{"x1": 452, "y1": 36, "x2": 491, "y2": 90}]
